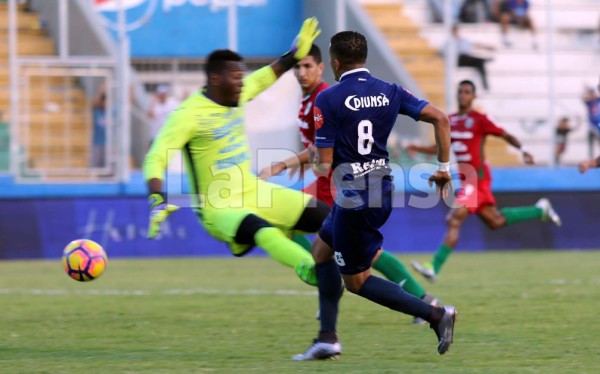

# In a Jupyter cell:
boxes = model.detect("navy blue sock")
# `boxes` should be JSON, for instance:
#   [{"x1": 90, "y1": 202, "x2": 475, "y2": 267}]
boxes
[
  {"x1": 358, "y1": 275, "x2": 433, "y2": 320},
  {"x1": 316, "y1": 259, "x2": 342, "y2": 343}
]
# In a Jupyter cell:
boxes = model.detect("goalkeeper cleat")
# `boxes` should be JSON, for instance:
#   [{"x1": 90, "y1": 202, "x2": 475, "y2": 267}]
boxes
[
  {"x1": 295, "y1": 260, "x2": 318, "y2": 286},
  {"x1": 292, "y1": 339, "x2": 341, "y2": 361},
  {"x1": 535, "y1": 198, "x2": 562, "y2": 226},
  {"x1": 430, "y1": 306, "x2": 457, "y2": 355},
  {"x1": 411, "y1": 261, "x2": 437, "y2": 283}
]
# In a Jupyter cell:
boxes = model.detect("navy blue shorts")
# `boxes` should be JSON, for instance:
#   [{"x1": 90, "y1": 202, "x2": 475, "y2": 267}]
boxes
[{"x1": 319, "y1": 182, "x2": 393, "y2": 275}]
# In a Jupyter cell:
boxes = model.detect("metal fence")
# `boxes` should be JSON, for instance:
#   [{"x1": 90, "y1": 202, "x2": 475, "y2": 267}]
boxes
[
  {"x1": 14, "y1": 60, "x2": 118, "y2": 180},
  {"x1": 3, "y1": 0, "x2": 131, "y2": 182}
]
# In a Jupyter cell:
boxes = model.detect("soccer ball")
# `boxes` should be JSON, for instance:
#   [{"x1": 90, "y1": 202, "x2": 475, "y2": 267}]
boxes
[{"x1": 62, "y1": 239, "x2": 108, "y2": 282}]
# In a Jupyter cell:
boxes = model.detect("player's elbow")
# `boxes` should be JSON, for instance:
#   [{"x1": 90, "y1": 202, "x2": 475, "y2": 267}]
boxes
[
  {"x1": 432, "y1": 112, "x2": 450, "y2": 130},
  {"x1": 501, "y1": 132, "x2": 520, "y2": 147}
]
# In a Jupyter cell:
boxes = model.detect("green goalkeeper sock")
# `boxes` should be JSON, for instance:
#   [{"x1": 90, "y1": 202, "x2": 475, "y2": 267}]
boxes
[
  {"x1": 432, "y1": 244, "x2": 453, "y2": 274},
  {"x1": 254, "y1": 228, "x2": 314, "y2": 268},
  {"x1": 500, "y1": 206, "x2": 543, "y2": 226},
  {"x1": 373, "y1": 251, "x2": 426, "y2": 298},
  {"x1": 291, "y1": 234, "x2": 312, "y2": 253}
]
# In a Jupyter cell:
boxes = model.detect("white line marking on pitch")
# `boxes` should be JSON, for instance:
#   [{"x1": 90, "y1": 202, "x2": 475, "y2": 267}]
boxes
[{"x1": 0, "y1": 288, "x2": 318, "y2": 296}]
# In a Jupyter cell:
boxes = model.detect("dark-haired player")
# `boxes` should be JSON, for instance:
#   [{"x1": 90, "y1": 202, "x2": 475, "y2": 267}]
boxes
[
  {"x1": 409, "y1": 80, "x2": 561, "y2": 283},
  {"x1": 293, "y1": 31, "x2": 457, "y2": 360},
  {"x1": 143, "y1": 18, "x2": 328, "y2": 286},
  {"x1": 259, "y1": 44, "x2": 441, "y2": 321}
]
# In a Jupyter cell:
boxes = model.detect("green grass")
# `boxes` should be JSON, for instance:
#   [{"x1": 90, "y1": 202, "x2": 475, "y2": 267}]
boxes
[{"x1": 1, "y1": 251, "x2": 600, "y2": 373}]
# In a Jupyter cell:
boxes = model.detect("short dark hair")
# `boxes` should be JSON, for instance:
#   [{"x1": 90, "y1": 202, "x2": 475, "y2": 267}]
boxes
[
  {"x1": 307, "y1": 44, "x2": 322, "y2": 64},
  {"x1": 459, "y1": 79, "x2": 476, "y2": 94},
  {"x1": 206, "y1": 49, "x2": 243, "y2": 76},
  {"x1": 330, "y1": 31, "x2": 367, "y2": 66}
]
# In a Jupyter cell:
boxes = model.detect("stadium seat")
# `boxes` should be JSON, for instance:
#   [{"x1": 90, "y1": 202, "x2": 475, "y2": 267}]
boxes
[{"x1": 0, "y1": 4, "x2": 92, "y2": 174}]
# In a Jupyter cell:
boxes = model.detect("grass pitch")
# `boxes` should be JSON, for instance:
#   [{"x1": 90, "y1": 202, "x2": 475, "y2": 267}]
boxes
[{"x1": 1, "y1": 251, "x2": 599, "y2": 373}]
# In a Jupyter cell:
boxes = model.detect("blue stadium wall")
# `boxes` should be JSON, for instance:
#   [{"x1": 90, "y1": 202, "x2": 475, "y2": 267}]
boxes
[
  {"x1": 97, "y1": 0, "x2": 303, "y2": 58},
  {"x1": 1, "y1": 168, "x2": 599, "y2": 259}
]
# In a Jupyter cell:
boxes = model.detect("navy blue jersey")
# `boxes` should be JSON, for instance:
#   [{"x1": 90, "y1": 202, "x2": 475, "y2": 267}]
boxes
[{"x1": 314, "y1": 68, "x2": 428, "y2": 207}]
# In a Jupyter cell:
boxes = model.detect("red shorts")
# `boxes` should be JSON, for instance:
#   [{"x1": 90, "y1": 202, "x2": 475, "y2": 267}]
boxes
[
  {"x1": 455, "y1": 178, "x2": 496, "y2": 214},
  {"x1": 302, "y1": 176, "x2": 335, "y2": 207}
]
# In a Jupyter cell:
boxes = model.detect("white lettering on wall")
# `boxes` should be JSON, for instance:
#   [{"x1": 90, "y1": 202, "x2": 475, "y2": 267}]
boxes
[{"x1": 162, "y1": 0, "x2": 268, "y2": 12}]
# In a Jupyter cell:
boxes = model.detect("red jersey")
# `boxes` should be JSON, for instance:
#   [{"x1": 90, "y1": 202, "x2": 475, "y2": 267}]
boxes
[
  {"x1": 297, "y1": 81, "x2": 329, "y2": 147},
  {"x1": 450, "y1": 110, "x2": 505, "y2": 182},
  {"x1": 297, "y1": 81, "x2": 334, "y2": 206}
]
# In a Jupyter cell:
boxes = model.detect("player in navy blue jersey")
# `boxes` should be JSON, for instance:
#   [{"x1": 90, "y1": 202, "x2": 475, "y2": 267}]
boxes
[{"x1": 293, "y1": 31, "x2": 457, "y2": 360}]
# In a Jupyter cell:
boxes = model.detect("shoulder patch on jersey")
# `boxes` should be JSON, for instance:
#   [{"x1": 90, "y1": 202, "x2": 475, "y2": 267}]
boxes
[{"x1": 314, "y1": 106, "x2": 324, "y2": 130}]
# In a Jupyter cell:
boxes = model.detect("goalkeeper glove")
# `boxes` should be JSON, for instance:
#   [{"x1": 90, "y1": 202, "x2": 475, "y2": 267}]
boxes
[
  {"x1": 147, "y1": 193, "x2": 180, "y2": 239},
  {"x1": 290, "y1": 17, "x2": 321, "y2": 60}
]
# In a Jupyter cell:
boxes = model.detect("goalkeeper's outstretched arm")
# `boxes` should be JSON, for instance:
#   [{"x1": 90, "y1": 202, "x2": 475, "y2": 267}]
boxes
[
  {"x1": 241, "y1": 18, "x2": 321, "y2": 103},
  {"x1": 271, "y1": 17, "x2": 321, "y2": 78}
]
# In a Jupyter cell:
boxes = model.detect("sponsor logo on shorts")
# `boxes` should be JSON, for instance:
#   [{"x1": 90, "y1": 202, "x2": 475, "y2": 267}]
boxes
[
  {"x1": 350, "y1": 157, "x2": 387, "y2": 177},
  {"x1": 334, "y1": 251, "x2": 346, "y2": 266}
]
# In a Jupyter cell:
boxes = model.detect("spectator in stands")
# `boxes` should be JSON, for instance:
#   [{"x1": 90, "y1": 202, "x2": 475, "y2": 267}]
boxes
[
  {"x1": 428, "y1": 0, "x2": 463, "y2": 23},
  {"x1": 459, "y1": 0, "x2": 493, "y2": 23},
  {"x1": 499, "y1": 0, "x2": 537, "y2": 49},
  {"x1": 449, "y1": 24, "x2": 495, "y2": 91},
  {"x1": 91, "y1": 83, "x2": 107, "y2": 168},
  {"x1": 583, "y1": 82, "x2": 600, "y2": 159},
  {"x1": 554, "y1": 116, "x2": 581, "y2": 165},
  {"x1": 147, "y1": 85, "x2": 179, "y2": 144},
  {"x1": 579, "y1": 78, "x2": 600, "y2": 173}
]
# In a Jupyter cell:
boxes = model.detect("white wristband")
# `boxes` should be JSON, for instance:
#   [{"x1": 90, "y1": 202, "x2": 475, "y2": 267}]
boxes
[
  {"x1": 520, "y1": 148, "x2": 529, "y2": 154},
  {"x1": 437, "y1": 162, "x2": 450, "y2": 172}
]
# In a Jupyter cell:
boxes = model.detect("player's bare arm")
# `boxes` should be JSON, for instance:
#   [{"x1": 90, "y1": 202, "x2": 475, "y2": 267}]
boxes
[
  {"x1": 258, "y1": 149, "x2": 310, "y2": 180},
  {"x1": 499, "y1": 132, "x2": 534, "y2": 165},
  {"x1": 407, "y1": 144, "x2": 438, "y2": 155},
  {"x1": 148, "y1": 178, "x2": 162, "y2": 195},
  {"x1": 313, "y1": 147, "x2": 333, "y2": 178},
  {"x1": 578, "y1": 156, "x2": 600, "y2": 174},
  {"x1": 418, "y1": 103, "x2": 453, "y2": 198}
]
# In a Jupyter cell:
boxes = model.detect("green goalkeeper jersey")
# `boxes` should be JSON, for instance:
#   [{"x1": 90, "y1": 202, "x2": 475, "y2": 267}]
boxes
[{"x1": 143, "y1": 66, "x2": 278, "y2": 209}]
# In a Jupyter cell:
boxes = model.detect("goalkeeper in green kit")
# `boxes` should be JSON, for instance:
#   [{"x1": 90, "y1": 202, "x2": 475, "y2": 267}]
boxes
[{"x1": 143, "y1": 18, "x2": 327, "y2": 286}]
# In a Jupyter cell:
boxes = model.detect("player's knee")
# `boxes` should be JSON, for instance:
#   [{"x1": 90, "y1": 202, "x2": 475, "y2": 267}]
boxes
[
  {"x1": 312, "y1": 235, "x2": 334, "y2": 264},
  {"x1": 342, "y1": 275, "x2": 366, "y2": 294},
  {"x1": 486, "y1": 219, "x2": 505, "y2": 230},
  {"x1": 234, "y1": 214, "x2": 271, "y2": 245},
  {"x1": 446, "y1": 208, "x2": 468, "y2": 228},
  {"x1": 344, "y1": 281, "x2": 361, "y2": 294},
  {"x1": 446, "y1": 216, "x2": 462, "y2": 229},
  {"x1": 293, "y1": 199, "x2": 330, "y2": 233}
]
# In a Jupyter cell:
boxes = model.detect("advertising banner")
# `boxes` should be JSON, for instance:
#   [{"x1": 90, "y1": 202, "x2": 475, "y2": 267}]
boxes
[
  {"x1": 1, "y1": 192, "x2": 598, "y2": 259},
  {"x1": 93, "y1": 0, "x2": 303, "y2": 57}
]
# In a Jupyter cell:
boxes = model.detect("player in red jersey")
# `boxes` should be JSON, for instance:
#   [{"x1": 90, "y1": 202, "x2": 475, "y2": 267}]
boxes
[
  {"x1": 409, "y1": 80, "x2": 561, "y2": 283},
  {"x1": 259, "y1": 45, "x2": 440, "y2": 318}
]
